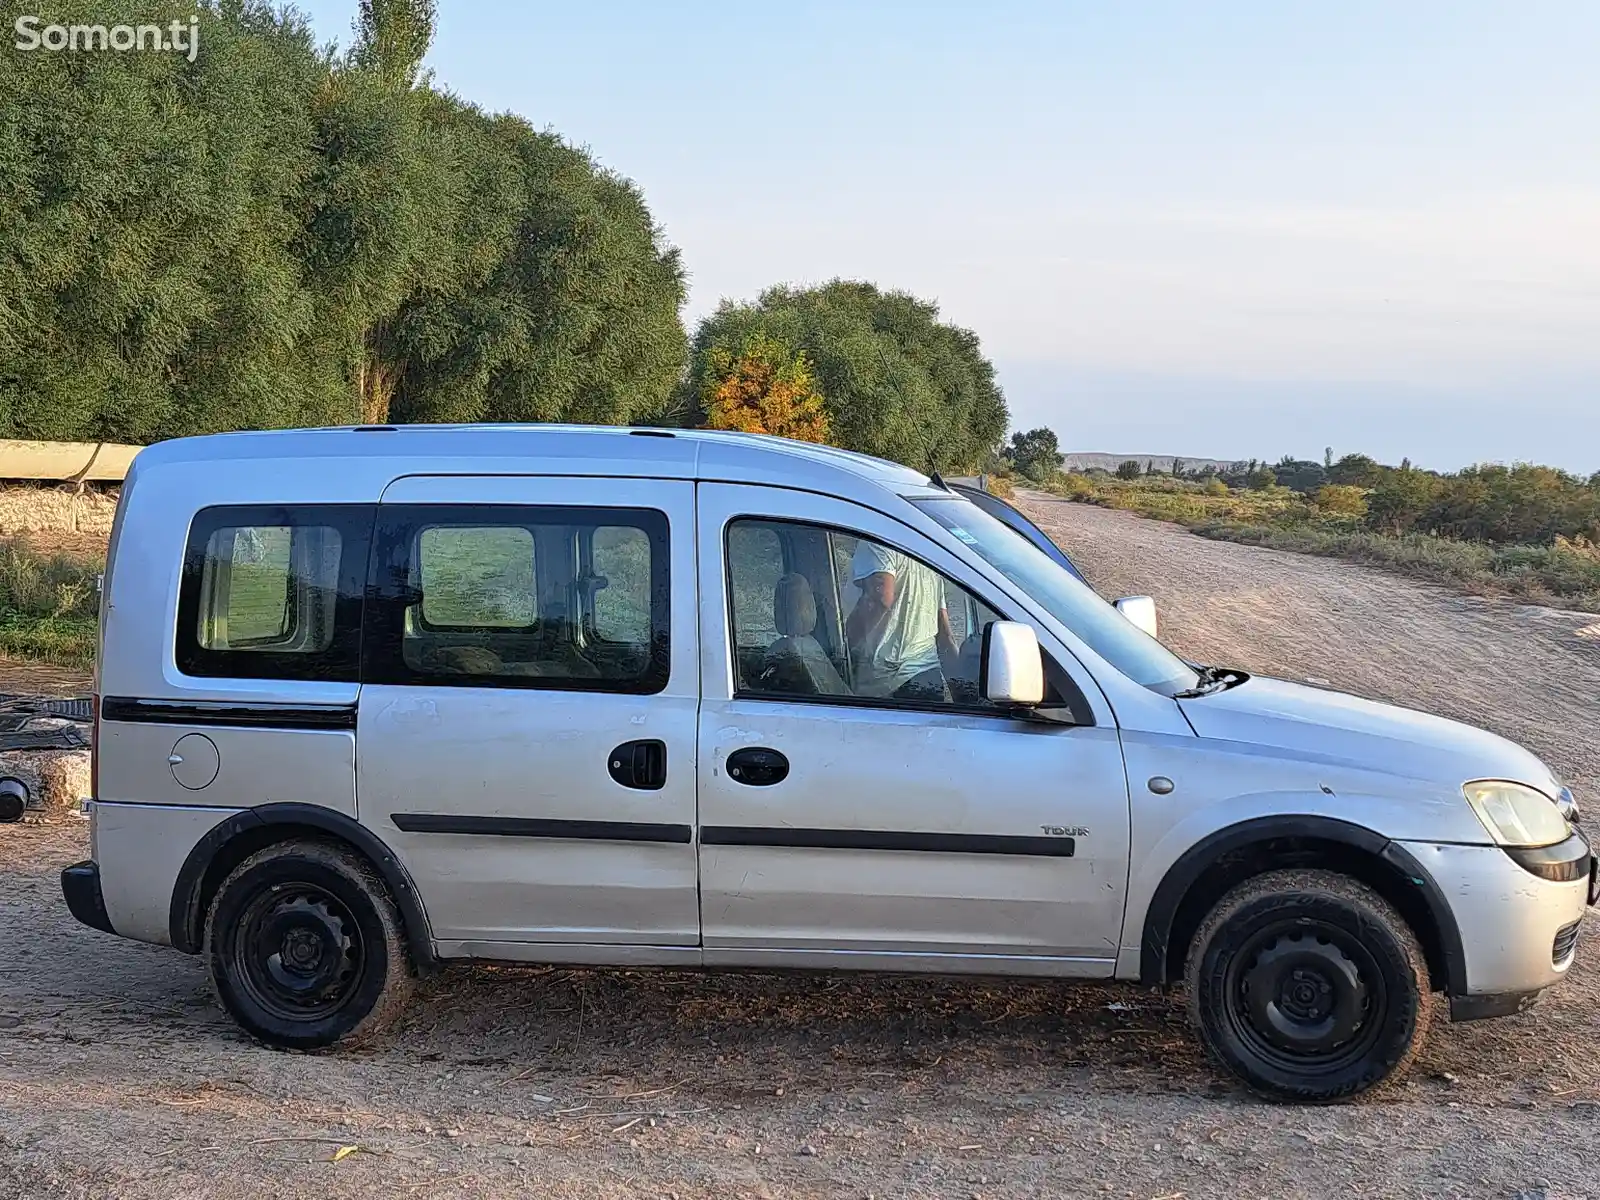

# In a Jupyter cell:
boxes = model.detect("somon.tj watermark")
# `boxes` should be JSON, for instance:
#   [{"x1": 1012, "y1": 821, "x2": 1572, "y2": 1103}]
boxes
[{"x1": 14, "y1": 14, "x2": 198, "y2": 62}]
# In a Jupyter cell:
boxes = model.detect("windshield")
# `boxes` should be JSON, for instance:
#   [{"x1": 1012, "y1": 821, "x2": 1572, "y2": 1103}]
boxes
[{"x1": 913, "y1": 497, "x2": 1200, "y2": 695}]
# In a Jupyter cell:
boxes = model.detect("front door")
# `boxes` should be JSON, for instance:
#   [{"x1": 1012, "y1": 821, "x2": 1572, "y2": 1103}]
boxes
[
  {"x1": 357, "y1": 475, "x2": 700, "y2": 952},
  {"x1": 695, "y1": 483, "x2": 1131, "y2": 972}
]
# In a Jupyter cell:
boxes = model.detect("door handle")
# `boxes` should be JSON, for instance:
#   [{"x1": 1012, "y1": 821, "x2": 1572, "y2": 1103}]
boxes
[
  {"x1": 726, "y1": 747, "x2": 788, "y2": 787},
  {"x1": 608, "y1": 740, "x2": 666, "y2": 790}
]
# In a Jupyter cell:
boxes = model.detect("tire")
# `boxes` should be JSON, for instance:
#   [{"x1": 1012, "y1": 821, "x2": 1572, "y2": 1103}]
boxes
[
  {"x1": 204, "y1": 840, "x2": 414, "y2": 1050},
  {"x1": 1184, "y1": 868, "x2": 1433, "y2": 1103}
]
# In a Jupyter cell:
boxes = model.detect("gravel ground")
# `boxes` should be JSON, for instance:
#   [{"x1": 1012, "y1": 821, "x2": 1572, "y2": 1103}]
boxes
[{"x1": 0, "y1": 501, "x2": 1596, "y2": 1200}]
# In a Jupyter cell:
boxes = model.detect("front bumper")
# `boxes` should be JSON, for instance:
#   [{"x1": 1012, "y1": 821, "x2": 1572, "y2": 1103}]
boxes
[
  {"x1": 1396, "y1": 837, "x2": 1590, "y2": 1019},
  {"x1": 61, "y1": 860, "x2": 116, "y2": 935}
]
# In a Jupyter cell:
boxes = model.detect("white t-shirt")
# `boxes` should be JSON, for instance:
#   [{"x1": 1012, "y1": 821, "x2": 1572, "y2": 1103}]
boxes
[{"x1": 849, "y1": 541, "x2": 943, "y2": 697}]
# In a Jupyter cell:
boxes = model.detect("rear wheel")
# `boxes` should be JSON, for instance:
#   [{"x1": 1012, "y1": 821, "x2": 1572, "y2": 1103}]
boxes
[
  {"x1": 1185, "y1": 869, "x2": 1433, "y2": 1102},
  {"x1": 204, "y1": 841, "x2": 413, "y2": 1050}
]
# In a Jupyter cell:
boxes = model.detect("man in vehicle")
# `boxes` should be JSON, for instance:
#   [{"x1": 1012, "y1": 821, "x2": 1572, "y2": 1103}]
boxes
[{"x1": 845, "y1": 539, "x2": 961, "y2": 701}]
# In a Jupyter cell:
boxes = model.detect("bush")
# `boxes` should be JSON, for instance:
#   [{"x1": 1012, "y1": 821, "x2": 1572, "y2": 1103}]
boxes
[
  {"x1": 1314, "y1": 484, "x2": 1369, "y2": 518},
  {"x1": 1054, "y1": 472, "x2": 1096, "y2": 500},
  {"x1": 0, "y1": 536, "x2": 102, "y2": 666},
  {"x1": 1047, "y1": 474, "x2": 1599, "y2": 612},
  {"x1": 0, "y1": 538, "x2": 101, "y2": 620}
]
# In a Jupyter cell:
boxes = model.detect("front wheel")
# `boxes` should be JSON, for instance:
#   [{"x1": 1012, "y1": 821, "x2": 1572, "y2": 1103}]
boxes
[
  {"x1": 1185, "y1": 869, "x2": 1433, "y2": 1102},
  {"x1": 204, "y1": 841, "x2": 414, "y2": 1050}
]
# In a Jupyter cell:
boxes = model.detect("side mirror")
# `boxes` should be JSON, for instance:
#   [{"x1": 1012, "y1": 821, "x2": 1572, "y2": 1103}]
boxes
[
  {"x1": 981, "y1": 621, "x2": 1044, "y2": 707},
  {"x1": 1115, "y1": 595, "x2": 1158, "y2": 639}
]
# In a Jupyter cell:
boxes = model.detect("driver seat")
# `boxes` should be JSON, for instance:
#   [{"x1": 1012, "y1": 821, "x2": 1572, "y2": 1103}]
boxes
[{"x1": 762, "y1": 573, "x2": 849, "y2": 696}]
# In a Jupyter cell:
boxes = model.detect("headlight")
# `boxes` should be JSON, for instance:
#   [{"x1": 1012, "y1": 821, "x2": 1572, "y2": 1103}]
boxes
[{"x1": 1463, "y1": 781, "x2": 1571, "y2": 848}]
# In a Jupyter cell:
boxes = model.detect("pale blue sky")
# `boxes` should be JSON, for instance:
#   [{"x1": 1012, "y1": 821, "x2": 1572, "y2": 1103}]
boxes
[{"x1": 294, "y1": 1, "x2": 1600, "y2": 471}]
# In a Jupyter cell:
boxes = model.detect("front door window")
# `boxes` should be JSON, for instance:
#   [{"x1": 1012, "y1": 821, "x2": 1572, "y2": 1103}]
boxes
[{"x1": 725, "y1": 519, "x2": 1001, "y2": 709}]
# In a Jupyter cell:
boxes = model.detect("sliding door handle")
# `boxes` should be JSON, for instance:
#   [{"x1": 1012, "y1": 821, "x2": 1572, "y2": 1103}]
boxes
[{"x1": 608, "y1": 740, "x2": 666, "y2": 790}]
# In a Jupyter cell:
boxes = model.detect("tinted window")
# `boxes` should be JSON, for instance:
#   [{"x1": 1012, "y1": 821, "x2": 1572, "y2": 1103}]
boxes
[
  {"x1": 177, "y1": 506, "x2": 372, "y2": 680},
  {"x1": 364, "y1": 505, "x2": 670, "y2": 693}
]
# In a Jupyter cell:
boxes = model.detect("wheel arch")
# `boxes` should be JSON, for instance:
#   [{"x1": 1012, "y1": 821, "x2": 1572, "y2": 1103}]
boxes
[
  {"x1": 168, "y1": 803, "x2": 437, "y2": 974},
  {"x1": 1139, "y1": 815, "x2": 1466, "y2": 996}
]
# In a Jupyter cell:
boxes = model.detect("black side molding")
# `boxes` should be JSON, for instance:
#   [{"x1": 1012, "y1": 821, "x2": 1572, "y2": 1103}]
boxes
[
  {"x1": 392, "y1": 814, "x2": 693, "y2": 844},
  {"x1": 101, "y1": 697, "x2": 357, "y2": 730},
  {"x1": 700, "y1": 826, "x2": 1075, "y2": 857},
  {"x1": 168, "y1": 803, "x2": 436, "y2": 972}
]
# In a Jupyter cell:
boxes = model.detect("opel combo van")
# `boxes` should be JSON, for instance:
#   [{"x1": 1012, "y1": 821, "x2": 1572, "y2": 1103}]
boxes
[{"x1": 63, "y1": 425, "x2": 1595, "y2": 1102}]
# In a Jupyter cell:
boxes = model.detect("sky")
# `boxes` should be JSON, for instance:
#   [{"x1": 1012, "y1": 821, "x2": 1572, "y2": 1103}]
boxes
[{"x1": 294, "y1": 0, "x2": 1600, "y2": 472}]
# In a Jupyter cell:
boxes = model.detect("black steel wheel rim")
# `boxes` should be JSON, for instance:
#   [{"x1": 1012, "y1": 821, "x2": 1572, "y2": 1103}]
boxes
[
  {"x1": 231, "y1": 883, "x2": 364, "y2": 1022},
  {"x1": 1222, "y1": 919, "x2": 1389, "y2": 1074}
]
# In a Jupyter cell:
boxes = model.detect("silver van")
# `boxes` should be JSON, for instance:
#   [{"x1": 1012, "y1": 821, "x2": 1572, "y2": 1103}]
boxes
[{"x1": 64, "y1": 425, "x2": 1595, "y2": 1102}]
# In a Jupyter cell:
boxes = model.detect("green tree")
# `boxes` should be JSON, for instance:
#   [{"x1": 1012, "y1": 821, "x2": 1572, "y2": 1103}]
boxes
[
  {"x1": 385, "y1": 104, "x2": 687, "y2": 427},
  {"x1": 1366, "y1": 464, "x2": 1440, "y2": 535},
  {"x1": 0, "y1": 1, "x2": 354, "y2": 440},
  {"x1": 0, "y1": 0, "x2": 687, "y2": 438},
  {"x1": 1272, "y1": 457, "x2": 1328, "y2": 494},
  {"x1": 1005, "y1": 427, "x2": 1064, "y2": 482},
  {"x1": 1328, "y1": 453, "x2": 1383, "y2": 487},
  {"x1": 352, "y1": 0, "x2": 437, "y2": 86},
  {"x1": 684, "y1": 281, "x2": 1006, "y2": 470},
  {"x1": 1115, "y1": 460, "x2": 1143, "y2": 480}
]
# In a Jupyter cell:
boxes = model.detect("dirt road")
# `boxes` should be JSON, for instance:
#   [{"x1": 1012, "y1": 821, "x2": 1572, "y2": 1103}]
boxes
[{"x1": 1, "y1": 500, "x2": 1596, "y2": 1199}]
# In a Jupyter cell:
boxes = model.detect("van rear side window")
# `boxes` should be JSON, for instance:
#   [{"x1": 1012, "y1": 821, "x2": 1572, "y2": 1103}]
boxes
[
  {"x1": 176, "y1": 506, "x2": 374, "y2": 680},
  {"x1": 198, "y1": 525, "x2": 332, "y2": 651},
  {"x1": 362, "y1": 504, "x2": 670, "y2": 694}
]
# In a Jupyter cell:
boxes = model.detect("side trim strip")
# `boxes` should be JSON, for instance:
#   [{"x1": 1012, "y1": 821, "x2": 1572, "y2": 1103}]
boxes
[
  {"x1": 101, "y1": 697, "x2": 357, "y2": 730},
  {"x1": 700, "y1": 826, "x2": 1075, "y2": 857},
  {"x1": 392, "y1": 813, "x2": 693, "y2": 844}
]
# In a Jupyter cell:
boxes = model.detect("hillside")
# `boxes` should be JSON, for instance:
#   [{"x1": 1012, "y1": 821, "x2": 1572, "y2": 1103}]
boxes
[{"x1": 1063, "y1": 452, "x2": 1246, "y2": 474}]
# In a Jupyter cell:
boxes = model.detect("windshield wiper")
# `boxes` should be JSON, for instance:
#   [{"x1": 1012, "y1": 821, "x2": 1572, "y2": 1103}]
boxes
[{"x1": 1173, "y1": 665, "x2": 1246, "y2": 699}]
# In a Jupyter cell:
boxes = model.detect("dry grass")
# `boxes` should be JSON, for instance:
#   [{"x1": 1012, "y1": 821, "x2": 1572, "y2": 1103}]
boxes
[
  {"x1": 1050, "y1": 476, "x2": 1600, "y2": 611},
  {"x1": 0, "y1": 534, "x2": 101, "y2": 666}
]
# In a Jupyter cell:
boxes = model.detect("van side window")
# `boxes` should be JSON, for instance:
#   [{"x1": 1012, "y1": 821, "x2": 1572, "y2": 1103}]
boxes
[
  {"x1": 725, "y1": 518, "x2": 1003, "y2": 710},
  {"x1": 363, "y1": 505, "x2": 670, "y2": 694},
  {"x1": 176, "y1": 505, "x2": 373, "y2": 680}
]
